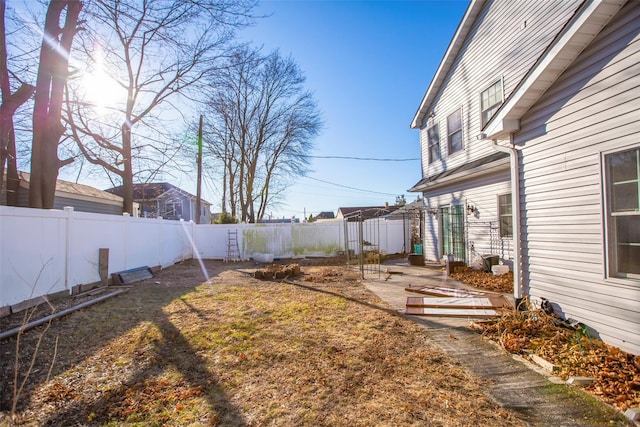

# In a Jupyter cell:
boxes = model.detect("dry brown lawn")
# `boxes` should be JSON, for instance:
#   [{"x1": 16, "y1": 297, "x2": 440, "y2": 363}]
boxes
[{"x1": 0, "y1": 259, "x2": 523, "y2": 426}]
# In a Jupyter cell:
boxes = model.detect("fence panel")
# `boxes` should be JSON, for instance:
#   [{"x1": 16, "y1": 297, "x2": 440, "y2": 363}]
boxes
[
  {"x1": 1, "y1": 207, "x2": 67, "y2": 307},
  {"x1": 1, "y1": 208, "x2": 407, "y2": 310}
]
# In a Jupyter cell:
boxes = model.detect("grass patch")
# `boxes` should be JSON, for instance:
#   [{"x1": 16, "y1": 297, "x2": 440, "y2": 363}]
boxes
[{"x1": 1, "y1": 260, "x2": 522, "y2": 426}]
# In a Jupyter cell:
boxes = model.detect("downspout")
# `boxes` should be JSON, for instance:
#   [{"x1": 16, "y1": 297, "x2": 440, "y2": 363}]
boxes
[{"x1": 490, "y1": 139, "x2": 523, "y2": 307}]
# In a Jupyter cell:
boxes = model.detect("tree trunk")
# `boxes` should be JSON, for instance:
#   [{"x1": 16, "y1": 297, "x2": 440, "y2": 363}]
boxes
[
  {"x1": 29, "y1": 0, "x2": 81, "y2": 209},
  {"x1": 121, "y1": 122, "x2": 134, "y2": 215},
  {"x1": 0, "y1": 85, "x2": 34, "y2": 204},
  {"x1": 0, "y1": 1, "x2": 35, "y2": 204}
]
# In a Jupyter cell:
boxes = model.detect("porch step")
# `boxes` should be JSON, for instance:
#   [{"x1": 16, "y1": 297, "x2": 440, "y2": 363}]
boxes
[
  {"x1": 406, "y1": 296, "x2": 509, "y2": 309},
  {"x1": 405, "y1": 286, "x2": 488, "y2": 298},
  {"x1": 405, "y1": 307, "x2": 499, "y2": 317}
]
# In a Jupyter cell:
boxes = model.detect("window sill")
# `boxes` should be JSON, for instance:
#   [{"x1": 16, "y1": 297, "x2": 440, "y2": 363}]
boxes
[
  {"x1": 604, "y1": 276, "x2": 640, "y2": 287},
  {"x1": 447, "y1": 147, "x2": 466, "y2": 159}
]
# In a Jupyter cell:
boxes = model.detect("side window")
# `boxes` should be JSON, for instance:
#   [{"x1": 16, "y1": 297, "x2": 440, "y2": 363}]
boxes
[
  {"x1": 427, "y1": 123, "x2": 440, "y2": 164},
  {"x1": 447, "y1": 108, "x2": 463, "y2": 155},
  {"x1": 498, "y1": 193, "x2": 512, "y2": 238},
  {"x1": 481, "y1": 79, "x2": 503, "y2": 127},
  {"x1": 605, "y1": 147, "x2": 640, "y2": 279}
]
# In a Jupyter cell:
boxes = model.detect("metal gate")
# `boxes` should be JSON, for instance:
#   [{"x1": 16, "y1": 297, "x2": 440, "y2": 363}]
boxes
[
  {"x1": 440, "y1": 205, "x2": 466, "y2": 262},
  {"x1": 343, "y1": 211, "x2": 382, "y2": 279}
]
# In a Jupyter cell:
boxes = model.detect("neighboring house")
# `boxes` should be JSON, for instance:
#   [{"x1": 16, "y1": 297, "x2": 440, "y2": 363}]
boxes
[
  {"x1": 1, "y1": 171, "x2": 136, "y2": 216},
  {"x1": 336, "y1": 205, "x2": 400, "y2": 221},
  {"x1": 314, "y1": 211, "x2": 336, "y2": 221},
  {"x1": 409, "y1": 0, "x2": 639, "y2": 354},
  {"x1": 106, "y1": 183, "x2": 211, "y2": 223}
]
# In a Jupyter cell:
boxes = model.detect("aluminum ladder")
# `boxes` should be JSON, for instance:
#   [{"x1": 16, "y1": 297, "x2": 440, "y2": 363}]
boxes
[{"x1": 225, "y1": 229, "x2": 241, "y2": 262}]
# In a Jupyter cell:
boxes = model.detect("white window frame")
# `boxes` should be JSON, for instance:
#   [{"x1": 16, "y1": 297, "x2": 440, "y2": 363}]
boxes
[
  {"x1": 165, "y1": 197, "x2": 183, "y2": 218},
  {"x1": 447, "y1": 107, "x2": 463, "y2": 155},
  {"x1": 602, "y1": 146, "x2": 640, "y2": 281},
  {"x1": 427, "y1": 122, "x2": 440, "y2": 164},
  {"x1": 498, "y1": 193, "x2": 512, "y2": 238},
  {"x1": 480, "y1": 78, "x2": 504, "y2": 128}
]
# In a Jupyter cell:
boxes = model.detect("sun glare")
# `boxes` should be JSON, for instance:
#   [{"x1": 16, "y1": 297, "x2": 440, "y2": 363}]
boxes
[{"x1": 80, "y1": 51, "x2": 124, "y2": 113}]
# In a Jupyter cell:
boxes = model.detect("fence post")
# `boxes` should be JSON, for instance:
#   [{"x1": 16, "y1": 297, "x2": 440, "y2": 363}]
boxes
[
  {"x1": 123, "y1": 212, "x2": 130, "y2": 269},
  {"x1": 157, "y1": 216, "x2": 162, "y2": 268},
  {"x1": 63, "y1": 206, "x2": 74, "y2": 290}
]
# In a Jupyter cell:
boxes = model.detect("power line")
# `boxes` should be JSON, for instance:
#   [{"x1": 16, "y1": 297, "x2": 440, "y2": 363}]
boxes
[
  {"x1": 304, "y1": 176, "x2": 399, "y2": 196},
  {"x1": 303, "y1": 155, "x2": 419, "y2": 161}
]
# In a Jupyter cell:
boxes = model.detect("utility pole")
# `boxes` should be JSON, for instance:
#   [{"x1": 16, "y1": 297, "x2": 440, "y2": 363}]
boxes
[{"x1": 195, "y1": 115, "x2": 203, "y2": 224}]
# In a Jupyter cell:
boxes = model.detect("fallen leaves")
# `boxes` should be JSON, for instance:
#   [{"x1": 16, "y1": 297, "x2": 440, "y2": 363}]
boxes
[
  {"x1": 450, "y1": 266, "x2": 513, "y2": 293},
  {"x1": 472, "y1": 308, "x2": 640, "y2": 412},
  {"x1": 110, "y1": 377, "x2": 204, "y2": 421}
]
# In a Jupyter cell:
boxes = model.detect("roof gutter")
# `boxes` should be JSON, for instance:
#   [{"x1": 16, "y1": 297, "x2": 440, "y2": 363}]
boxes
[{"x1": 489, "y1": 138, "x2": 523, "y2": 304}]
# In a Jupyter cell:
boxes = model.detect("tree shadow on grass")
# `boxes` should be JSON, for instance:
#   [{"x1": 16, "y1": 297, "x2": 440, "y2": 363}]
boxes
[
  {"x1": 284, "y1": 279, "x2": 404, "y2": 318},
  {"x1": 0, "y1": 260, "x2": 247, "y2": 426},
  {"x1": 42, "y1": 308, "x2": 246, "y2": 426}
]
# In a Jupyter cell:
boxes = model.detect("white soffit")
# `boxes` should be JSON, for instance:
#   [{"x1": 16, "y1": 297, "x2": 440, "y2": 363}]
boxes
[{"x1": 484, "y1": 0, "x2": 627, "y2": 140}]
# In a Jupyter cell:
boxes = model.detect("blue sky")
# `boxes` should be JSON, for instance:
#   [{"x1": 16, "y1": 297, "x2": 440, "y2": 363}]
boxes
[
  {"x1": 234, "y1": 0, "x2": 470, "y2": 219},
  {"x1": 49, "y1": 0, "x2": 469, "y2": 219}
]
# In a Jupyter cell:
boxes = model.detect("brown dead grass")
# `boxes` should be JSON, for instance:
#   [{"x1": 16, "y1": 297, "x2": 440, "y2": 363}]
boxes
[{"x1": 0, "y1": 259, "x2": 523, "y2": 426}]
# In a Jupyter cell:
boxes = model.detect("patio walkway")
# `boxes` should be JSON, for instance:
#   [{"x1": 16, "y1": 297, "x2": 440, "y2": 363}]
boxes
[{"x1": 363, "y1": 259, "x2": 627, "y2": 427}]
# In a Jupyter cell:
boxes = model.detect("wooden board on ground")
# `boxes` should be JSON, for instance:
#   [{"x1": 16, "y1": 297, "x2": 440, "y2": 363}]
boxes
[
  {"x1": 405, "y1": 286, "x2": 487, "y2": 298},
  {"x1": 405, "y1": 296, "x2": 508, "y2": 309},
  {"x1": 405, "y1": 307, "x2": 499, "y2": 317}
]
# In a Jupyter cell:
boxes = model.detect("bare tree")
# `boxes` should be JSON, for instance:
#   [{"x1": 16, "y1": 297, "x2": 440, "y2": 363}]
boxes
[
  {"x1": 0, "y1": 1, "x2": 36, "y2": 205},
  {"x1": 64, "y1": 0, "x2": 255, "y2": 214},
  {"x1": 29, "y1": 0, "x2": 82, "y2": 209},
  {"x1": 206, "y1": 47, "x2": 322, "y2": 223}
]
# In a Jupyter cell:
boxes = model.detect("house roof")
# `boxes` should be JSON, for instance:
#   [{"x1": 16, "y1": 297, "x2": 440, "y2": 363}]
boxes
[
  {"x1": 411, "y1": 0, "x2": 627, "y2": 134},
  {"x1": 315, "y1": 211, "x2": 335, "y2": 219},
  {"x1": 408, "y1": 151, "x2": 509, "y2": 193},
  {"x1": 106, "y1": 182, "x2": 211, "y2": 205},
  {"x1": 13, "y1": 171, "x2": 124, "y2": 204},
  {"x1": 337, "y1": 205, "x2": 401, "y2": 220},
  {"x1": 380, "y1": 200, "x2": 426, "y2": 219}
]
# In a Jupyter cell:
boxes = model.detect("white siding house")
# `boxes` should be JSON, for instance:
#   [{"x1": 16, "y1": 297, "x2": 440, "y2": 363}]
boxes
[{"x1": 410, "y1": 0, "x2": 639, "y2": 355}]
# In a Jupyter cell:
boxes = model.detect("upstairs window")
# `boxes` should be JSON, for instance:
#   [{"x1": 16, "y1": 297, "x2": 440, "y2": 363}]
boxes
[
  {"x1": 481, "y1": 79, "x2": 503, "y2": 127},
  {"x1": 447, "y1": 108, "x2": 463, "y2": 155},
  {"x1": 498, "y1": 193, "x2": 512, "y2": 238},
  {"x1": 427, "y1": 123, "x2": 440, "y2": 164},
  {"x1": 605, "y1": 147, "x2": 640, "y2": 279}
]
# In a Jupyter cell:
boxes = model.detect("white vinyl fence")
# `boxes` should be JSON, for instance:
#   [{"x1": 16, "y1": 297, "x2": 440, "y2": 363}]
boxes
[{"x1": 0, "y1": 206, "x2": 408, "y2": 311}]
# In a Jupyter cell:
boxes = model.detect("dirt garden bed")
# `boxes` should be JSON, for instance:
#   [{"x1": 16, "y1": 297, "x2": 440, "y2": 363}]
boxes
[{"x1": 1, "y1": 258, "x2": 523, "y2": 426}]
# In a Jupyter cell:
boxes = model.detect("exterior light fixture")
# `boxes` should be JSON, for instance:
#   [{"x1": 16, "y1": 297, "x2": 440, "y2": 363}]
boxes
[{"x1": 467, "y1": 204, "x2": 475, "y2": 215}]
